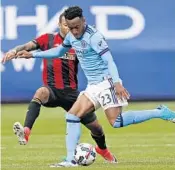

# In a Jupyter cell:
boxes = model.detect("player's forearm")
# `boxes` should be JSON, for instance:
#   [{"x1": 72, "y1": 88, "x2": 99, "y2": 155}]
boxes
[
  {"x1": 12, "y1": 41, "x2": 38, "y2": 53},
  {"x1": 101, "y1": 51, "x2": 120, "y2": 83},
  {"x1": 32, "y1": 45, "x2": 69, "y2": 58},
  {"x1": 108, "y1": 61, "x2": 120, "y2": 83}
]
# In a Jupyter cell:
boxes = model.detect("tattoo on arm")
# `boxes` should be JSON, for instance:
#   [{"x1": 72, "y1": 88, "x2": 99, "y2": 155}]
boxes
[{"x1": 12, "y1": 41, "x2": 38, "y2": 53}]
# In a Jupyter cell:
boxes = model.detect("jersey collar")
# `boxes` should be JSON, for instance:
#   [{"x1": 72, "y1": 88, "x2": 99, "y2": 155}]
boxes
[{"x1": 58, "y1": 32, "x2": 64, "y2": 40}]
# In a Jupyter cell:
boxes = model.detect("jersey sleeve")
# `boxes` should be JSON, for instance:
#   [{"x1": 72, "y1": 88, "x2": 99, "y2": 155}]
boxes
[
  {"x1": 32, "y1": 34, "x2": 48, "y2": 50},
  {"x1": 33, "y1": 44, "x2": 69, "y2": 58},
  {"x1": 90, "y1": 32, "x2": 109, "y2": 56},
  {"x1": 101, "y1": 51, "x2": 120, "y2": 83},
  {"x1": 90, "y1": 31, "x2": 120, "y2": 83}
]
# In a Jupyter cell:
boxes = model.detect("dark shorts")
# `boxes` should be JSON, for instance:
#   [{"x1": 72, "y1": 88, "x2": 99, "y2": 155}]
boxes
[{"x1": 42, "y1": 86, "x2": 97, "y2": 125}]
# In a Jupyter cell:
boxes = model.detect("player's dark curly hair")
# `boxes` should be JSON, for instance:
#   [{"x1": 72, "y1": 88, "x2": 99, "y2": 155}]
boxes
[{"x1": 64, "y1": 6, "x2": 83, "y2": 20}]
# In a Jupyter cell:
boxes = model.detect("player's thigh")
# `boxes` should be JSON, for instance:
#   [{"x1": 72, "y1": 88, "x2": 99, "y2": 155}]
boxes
[
  {"x1": 98, "y1": 86, "x2": 127, "y2": 125},
  {"x1": 41, "y1": 86, "x2": 61, "y2": 107},
  {"x1": 68, "y1": 94, "x2": 94, "y2": 118},
  {"x1": 64, "y1": 89, "x2": 97, "y2": 125},
  {"x1": 33, "y1": 86, "x2": 51, "y2": 104},
  {"x1": 60, "y1": 89, "x2": 80, "y2": 112}
]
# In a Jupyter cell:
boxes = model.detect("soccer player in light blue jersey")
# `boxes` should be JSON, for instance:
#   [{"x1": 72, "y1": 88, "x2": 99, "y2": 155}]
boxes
[{"x1": 12, "y1": 6, "x2": 175, "y2": 167}]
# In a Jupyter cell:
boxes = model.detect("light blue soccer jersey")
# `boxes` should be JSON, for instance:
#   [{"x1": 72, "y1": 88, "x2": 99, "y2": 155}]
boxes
[
  {"x1": 33, "y1": 25, "x2": 119, "y2": 84},
  {"x1": 63, "y1": 25, "x2": 111, "y2": 84}
]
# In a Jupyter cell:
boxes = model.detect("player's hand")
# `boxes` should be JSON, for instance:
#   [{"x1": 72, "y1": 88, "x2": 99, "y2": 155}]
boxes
[
  {"x1": 114, "y1": 82, "x2": 130, "y2": 100},
  {"x1": 1, "y1": 50, "x2": 17, "y2": 64},
  {"x1": 16, "y1": 50, "x2": 33, "y2": 59}
]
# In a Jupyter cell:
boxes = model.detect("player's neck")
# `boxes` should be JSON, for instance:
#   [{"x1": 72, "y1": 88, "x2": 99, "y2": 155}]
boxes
[{"x1": 59, "y1": 31, "x2": 66, "y2": 39}]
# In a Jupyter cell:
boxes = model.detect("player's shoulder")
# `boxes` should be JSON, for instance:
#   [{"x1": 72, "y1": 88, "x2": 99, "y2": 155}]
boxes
[
  {"x1": 38, "y1": 32, "x2": 58, "y2": 39},
  {"x1": 85, "y1": 25, "x2": 104, "y2": 40},
  {"x1": 85, "y1": 25, "x2": 97, "y2": 35},
  {"x1": 84, "y1": 25, "x2": 100, "y2": 42}
]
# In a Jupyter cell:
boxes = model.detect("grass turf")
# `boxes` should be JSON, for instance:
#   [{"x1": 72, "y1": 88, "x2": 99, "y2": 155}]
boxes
[{"x1": 1, "y1": 102, "x2": 175, "y2": 170}]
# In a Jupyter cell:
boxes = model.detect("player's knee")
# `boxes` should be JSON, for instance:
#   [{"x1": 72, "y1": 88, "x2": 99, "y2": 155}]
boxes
[
  {"x1": 68, "y1": 107, "x2": 83, "y2": 118},
  {"x1": 66, "y1": 112, "x2": 80, "y2": 122},
  {"x1": 75, "y1": 109, "x2": 86, "y2": 118},
  {"x1": 33, "y1": 87, "x2": 50, "y2": 104},
  {"x1": 77, "y1": 106, "x2": 94, "y2": 117},
  {"x1": 69, "y1": 105, "x2": 90, "y2": 118}
]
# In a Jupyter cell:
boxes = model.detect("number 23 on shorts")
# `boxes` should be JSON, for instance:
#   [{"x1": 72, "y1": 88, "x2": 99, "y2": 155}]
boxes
[{"x1": 99, "y1": 89, "x2": 116, "y2": 107}]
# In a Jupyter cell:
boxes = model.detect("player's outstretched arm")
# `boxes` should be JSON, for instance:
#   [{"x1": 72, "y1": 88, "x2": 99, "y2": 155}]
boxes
[
  {"x1": 15, "y1": 44, "x2": 70, "y2": 59},
  {"x1": 13, "y1": 41, "x2": 38, "y2": 52},
  {"x1": 32, "y1": 44, "x2": 69, "y2": 58},
  {"x1": 29, "y1": 33, "x2": 71, "y2": 59},
  {"x1": 1, "y1": 41, "x2": 38, "y2": 64}
]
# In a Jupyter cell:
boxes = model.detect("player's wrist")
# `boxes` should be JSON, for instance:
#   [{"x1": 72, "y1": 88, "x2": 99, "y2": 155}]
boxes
[
  {"x1": 113, "y1": 77, "x2": 120, "y2": 84},
  {"x1": 32, "y1": 53, "x2": 36, "y2": 58},
  {"x1": 114, "y1": 78, "x2": 122, "y2": 84}
]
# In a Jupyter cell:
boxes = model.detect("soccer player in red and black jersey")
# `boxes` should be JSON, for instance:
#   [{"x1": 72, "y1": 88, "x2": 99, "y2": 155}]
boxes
[{"x1": 2, "y1": 13, "x2": 116, "y2": 166}]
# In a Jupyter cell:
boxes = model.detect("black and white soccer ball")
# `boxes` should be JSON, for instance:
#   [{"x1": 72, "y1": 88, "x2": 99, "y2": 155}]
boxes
[{"x1": 74, "y1": 143, "x2": 96, "y2": 166}]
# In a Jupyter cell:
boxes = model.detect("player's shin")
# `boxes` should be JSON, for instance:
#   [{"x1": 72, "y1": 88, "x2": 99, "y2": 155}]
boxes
[
  {"x1": 24, "y1": 98, "x2": 41, "y2": 136},
  {"x1": 84, "y1": 118, "x2": 117, "y2": 163},
  {"x1": 86, "y1": 122, "x2": 107, "y2": 149},
  {"x1": 66, "y1": 112, "x2": 81, "y2": 162},
  {"x1": 91, "y1": 133, "x2": 107, "y2": 149},
  {"x1": 113, "y1": 109, "x2": 164, "y2": 128}
]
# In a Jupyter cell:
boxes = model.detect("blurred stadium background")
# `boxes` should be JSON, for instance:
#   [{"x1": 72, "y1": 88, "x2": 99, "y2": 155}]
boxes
[{"x1": 1, "y1": 0, "x2": 175, "y2": 170}]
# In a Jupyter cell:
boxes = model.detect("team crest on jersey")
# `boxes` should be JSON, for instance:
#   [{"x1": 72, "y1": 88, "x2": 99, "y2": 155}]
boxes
[{"x1": 81, "y1": 40, "x2": 87, "y2": 48}]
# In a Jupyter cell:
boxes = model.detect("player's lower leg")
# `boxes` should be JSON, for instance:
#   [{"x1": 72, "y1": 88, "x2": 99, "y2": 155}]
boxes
[
  {"x1": 13, "y1": 87, "x2": 50, "y2": 145},
  {"x1": 85, "y1": 119, "x2": 117, "y2": 163},
  {"x1": 13, "y1": 98, "x2": 42, "y2": 145},
  {"x1": 91, "y1": 133, "x2": 117, "y2": 163},
  {"x1": 113, "y1": 105, "x2": 175, "y2": 128},
  {"x1": 24, "y1": 98, "x2": 42, "y2": 127},
  {"x1": 65, "y1": 112, "x2": 81, "y2": 162},
  {"x1": 50, "y1": 113, "x2": 80, "y2": 167}
]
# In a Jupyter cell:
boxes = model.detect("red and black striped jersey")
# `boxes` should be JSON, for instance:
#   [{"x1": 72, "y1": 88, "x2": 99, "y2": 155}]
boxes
[{"x1": 33, "y1": 33, "x2": 78, "y2": 89}]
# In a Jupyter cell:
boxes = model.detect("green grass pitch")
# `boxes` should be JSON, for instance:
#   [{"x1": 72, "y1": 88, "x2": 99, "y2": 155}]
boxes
[{"x1": 1, "y1": 102, "x2": 175, "y2": 170}]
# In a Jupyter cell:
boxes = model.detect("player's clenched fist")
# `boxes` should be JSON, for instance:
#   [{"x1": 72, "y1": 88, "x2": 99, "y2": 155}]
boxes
[
  {"x1": 16, "y1": 50, "x2": 33, "y2": 59},
  {"x1": 1, "y1": 50, "x2": 17, "y2": 64}
]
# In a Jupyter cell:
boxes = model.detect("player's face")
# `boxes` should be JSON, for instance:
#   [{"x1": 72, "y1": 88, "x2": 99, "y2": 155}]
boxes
[
  {"x1": 66, "y1": 17, "x2": 85, "y2": 39},
  {"x1": 59, "y1": 16, "x2": 69, "y2": 37}
]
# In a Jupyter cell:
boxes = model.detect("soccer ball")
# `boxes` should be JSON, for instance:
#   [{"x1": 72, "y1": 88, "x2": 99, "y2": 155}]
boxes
[{"x1": 74, "y1": 143, "x2": 96, "y2": 166}]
